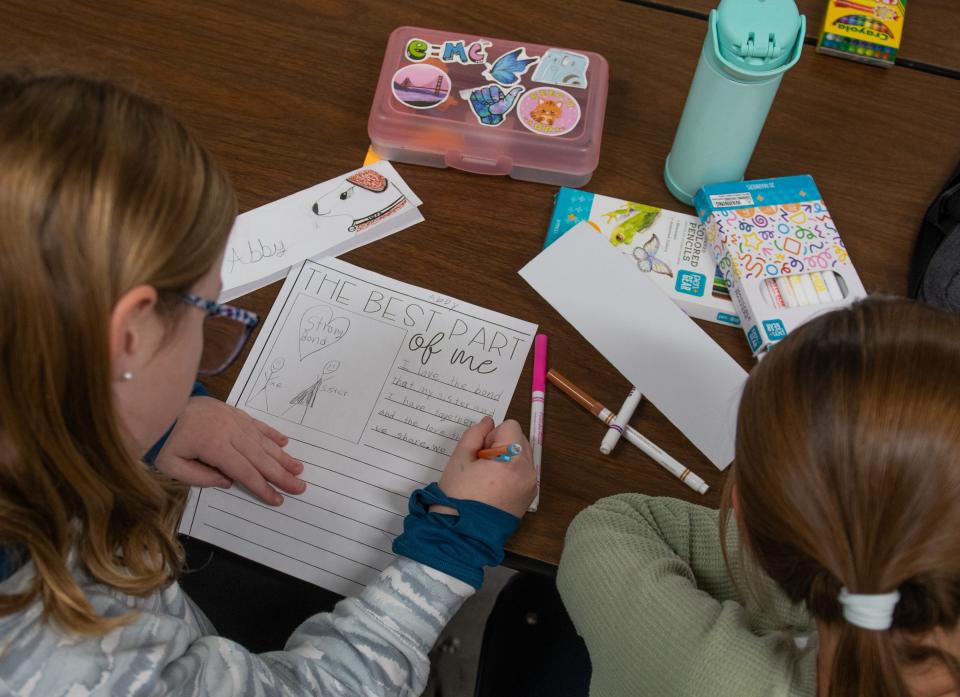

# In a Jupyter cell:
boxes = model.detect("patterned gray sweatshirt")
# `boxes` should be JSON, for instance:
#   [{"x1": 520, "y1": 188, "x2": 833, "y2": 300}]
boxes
[{"x1": 0, "y1": 555, "x2": 472, "y2": 696}]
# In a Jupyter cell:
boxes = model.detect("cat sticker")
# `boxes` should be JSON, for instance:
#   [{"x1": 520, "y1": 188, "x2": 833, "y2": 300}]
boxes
[
  {"x1": 518, "y1": 87, "x2": 581, "y2": 136},
  {"x1": 529, "y1": 99, "x2": 562, "y2": 126}
]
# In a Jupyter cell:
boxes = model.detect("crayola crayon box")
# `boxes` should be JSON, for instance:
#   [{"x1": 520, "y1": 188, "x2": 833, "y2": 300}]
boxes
[
  {"x1": 546, "y1": 187, "x2": 740, "y2": 327},
  {"x1": 817, "y1": 0, "x2": 906, "y2": 68},
  {"x1": 694, "y1": 175, "x2": 867, "y2": 356}
]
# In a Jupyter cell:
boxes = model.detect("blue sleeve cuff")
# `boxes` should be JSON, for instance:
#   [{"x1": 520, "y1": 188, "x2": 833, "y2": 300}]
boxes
[
  {"x1": 143, "y1": 381, "x2": 209, "y2": 466},
  {"x1": 392, "y1": 483, "x2": 520, "y2": 589}
]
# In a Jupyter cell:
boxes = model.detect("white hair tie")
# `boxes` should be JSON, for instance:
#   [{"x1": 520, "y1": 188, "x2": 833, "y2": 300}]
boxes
[{"x1": 838, "y1": 587, "x2": 901, "y2": 630}]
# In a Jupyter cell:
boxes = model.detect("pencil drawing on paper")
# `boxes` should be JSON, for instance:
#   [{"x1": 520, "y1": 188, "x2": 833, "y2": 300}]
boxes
[
  {"x1": 284, "y1": 360, "x2": 341, "y2": 425},
  {"x1": 298, "y1": 304, "x2": 351, "y2": 359},
  {"x1": 310, "y1": 168, "x2": 409, "y2": 235},
  {"x1": 244, "y1": 292, "x2": 407, "y2": 443},
  {"x1": 247, "y1": 357, "x2": 285, "y2": 413}
]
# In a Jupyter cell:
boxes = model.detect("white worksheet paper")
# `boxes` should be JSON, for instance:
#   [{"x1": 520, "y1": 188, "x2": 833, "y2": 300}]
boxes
[
  {"x1": 181, "y1": 258, "x2": 537, "y2": 595},
  {"x1": 220, "y1": 160, "x2": 424, "y2": 302},
  {"x1": 519, "y1": 223, "x2": 746, "y2": 469}
]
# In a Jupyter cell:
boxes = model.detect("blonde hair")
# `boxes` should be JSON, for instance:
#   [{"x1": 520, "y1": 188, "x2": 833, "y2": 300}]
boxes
[
  {"x1": 0, "y1": 70, "x2": 236, "y2": 634},
  {"x1": 723, "y1": 297, "x2": 960, "y2": 696}
]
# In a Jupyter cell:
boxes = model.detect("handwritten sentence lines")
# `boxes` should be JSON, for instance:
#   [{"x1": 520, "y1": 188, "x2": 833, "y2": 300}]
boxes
[
  {"x1": 383, "y1": 395, "x2": 473, "y2": 427},
  {"x1": 366, "y1": 369, "x2": 497, "y2": 463},
  {"x1": 370, "y1": 428, "x2": 451, "y2": 458},
  {"x1": 389, "y1": 377, "x2": 495, "y2": 417},
  {"x1": 396, "y1": 364, "x2": 502, "y2": 402},
  {"x1": 376, "y1": 411, "x2": 460, "y2": 442}
]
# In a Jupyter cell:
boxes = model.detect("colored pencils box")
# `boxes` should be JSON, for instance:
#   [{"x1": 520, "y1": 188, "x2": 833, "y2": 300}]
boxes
[
  {"x1": 817, "y1": 0, "x2": 906, "y2": 68},
  {"x1": 694, "y1": 175, "x2": 867, "y2": 356},
  {"x1": 547, "y1": 187, "x2": 740, "y2": 327}
]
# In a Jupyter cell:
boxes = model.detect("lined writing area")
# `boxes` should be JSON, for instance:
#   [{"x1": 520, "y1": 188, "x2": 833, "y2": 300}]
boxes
[
  {"x1": 181, "y1": 258, "x2": 536, "y2": 594},
  {"x1": 365, "y1": 358, "x2": 502, "y2": 468},
  {"x1": 188, "y1": 439, "x2": 407, "y2": 595}
]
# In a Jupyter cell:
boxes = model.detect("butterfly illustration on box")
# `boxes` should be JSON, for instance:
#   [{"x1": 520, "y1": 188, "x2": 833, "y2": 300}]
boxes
[
  {"x1": 482, "y1": 47, "x2": 539, "y2": 86},
  {"x1": 632, "y1": 234, "x2": 674, "y2": 278}
]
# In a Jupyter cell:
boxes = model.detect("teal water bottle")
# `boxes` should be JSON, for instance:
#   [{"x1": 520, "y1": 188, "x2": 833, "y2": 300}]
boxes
[{"x1": 664, "y1": 0, "x2": 805, "y2": 205}]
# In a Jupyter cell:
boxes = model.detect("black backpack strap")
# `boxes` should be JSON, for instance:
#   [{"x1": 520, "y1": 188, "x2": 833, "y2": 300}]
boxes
[{"x1": 909, "y1": 160, "x2": 960, "y2": 302}]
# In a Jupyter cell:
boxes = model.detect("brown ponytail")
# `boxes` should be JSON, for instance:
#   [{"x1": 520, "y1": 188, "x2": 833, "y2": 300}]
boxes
[{"x1": 725, "y1": 297, "x2": 960, "y2": 696}]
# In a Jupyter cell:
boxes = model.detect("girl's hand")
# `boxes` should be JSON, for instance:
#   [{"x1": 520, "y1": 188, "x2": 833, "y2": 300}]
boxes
[
  {"x1": 154, "y1": 396, "x2": 305, "y2": 506},
  {"x1": 433, "y1": 416, "x2": 537, "y2": 518}
]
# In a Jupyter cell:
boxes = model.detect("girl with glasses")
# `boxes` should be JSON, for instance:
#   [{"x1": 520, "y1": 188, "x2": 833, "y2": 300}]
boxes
[{"x1": 0, "y1": 71, "x2": 536, "y2": 695}]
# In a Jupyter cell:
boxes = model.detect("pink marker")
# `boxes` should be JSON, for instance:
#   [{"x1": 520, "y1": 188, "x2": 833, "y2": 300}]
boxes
[{"x1": 529, "y1": 334, "x2": 548, "y2": 512}]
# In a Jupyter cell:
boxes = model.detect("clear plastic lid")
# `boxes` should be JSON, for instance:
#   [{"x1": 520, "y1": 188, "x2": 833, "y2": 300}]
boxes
[{"x1": 368, "y1": 27, "x2": 609, "y2": 182}]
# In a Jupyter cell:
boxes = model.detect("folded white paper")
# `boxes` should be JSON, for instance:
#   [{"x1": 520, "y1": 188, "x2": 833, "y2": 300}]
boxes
[
  {"x1": 220, "y1": 160, "x2": 423, "y2": 302},
  {"x1": 519, "y1": 223, "x2": 746, "y2": 469}
]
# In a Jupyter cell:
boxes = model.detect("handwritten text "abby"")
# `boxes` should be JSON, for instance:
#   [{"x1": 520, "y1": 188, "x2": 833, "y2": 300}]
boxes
[{"x1": 226, "y1": 238, "x2": 287, "y2": 273}]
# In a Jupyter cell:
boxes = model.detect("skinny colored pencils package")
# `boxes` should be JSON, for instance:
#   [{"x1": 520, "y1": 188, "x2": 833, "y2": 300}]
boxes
[{"x1": 694, "y1": 175, "x2": 867, "y2": 356}]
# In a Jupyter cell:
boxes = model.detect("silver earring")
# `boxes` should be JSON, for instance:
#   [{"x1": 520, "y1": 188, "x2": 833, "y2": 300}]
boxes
[{"x1": 121, "y1": 371, "x2": 134, "y2": 382}]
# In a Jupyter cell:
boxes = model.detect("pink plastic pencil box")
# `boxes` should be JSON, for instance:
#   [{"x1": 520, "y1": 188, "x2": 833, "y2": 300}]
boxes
[{"x1": 368, "y1": 26, "x2": 609, "y2": 187}]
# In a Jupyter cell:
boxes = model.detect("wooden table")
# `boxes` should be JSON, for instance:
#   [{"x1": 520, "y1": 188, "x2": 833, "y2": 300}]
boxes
[{"x1": 4, "y1": 0, "x2": 959, "y2": 568}]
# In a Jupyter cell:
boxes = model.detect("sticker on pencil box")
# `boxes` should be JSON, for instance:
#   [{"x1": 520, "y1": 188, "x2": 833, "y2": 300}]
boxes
[
  {"x1": 405, "y1": 37, "x2": 490, "y2": 65},
  {"x1": 518, "y1": 87, "x2": 581, "y2": 136},
  {"x1": 459, "y1": 84, "x2": 525, "y2": 127},
  {"x1": 481, "y1": 47, "x2": 540, "y2": 86},
  {"x1": 709, "y1": 192, "x2": 755, "y2": 209},
  {"x1": 531, "y1": 49, "x2": 589, "y2": 89},
  {"x1": 391, "y1": 64, "x2": 451, "y2": 110}
]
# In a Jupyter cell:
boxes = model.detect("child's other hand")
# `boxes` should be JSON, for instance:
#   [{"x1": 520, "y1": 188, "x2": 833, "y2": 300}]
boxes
[
  {"x1": 434, "y1": 416, "x2": 537, "y2": 518},
  {"x1": 154, "y1": 396, "x2": 305, "y2": 506}
]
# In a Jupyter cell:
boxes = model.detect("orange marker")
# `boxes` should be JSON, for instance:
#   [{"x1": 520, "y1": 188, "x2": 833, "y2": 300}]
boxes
[{"x1": 477, "y1": 443, "x2": 522, "y2": 461}]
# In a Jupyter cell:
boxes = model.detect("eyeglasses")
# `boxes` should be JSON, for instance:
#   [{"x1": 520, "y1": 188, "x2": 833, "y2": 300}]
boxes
[{"x1": 180, "y1": 293, "x2": 259, "y2": 377}]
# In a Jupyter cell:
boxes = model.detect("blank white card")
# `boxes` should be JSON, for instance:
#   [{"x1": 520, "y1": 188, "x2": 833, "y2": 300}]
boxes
[{"x1": 520, "y1": 223, "x2": 746, "y2": 469}]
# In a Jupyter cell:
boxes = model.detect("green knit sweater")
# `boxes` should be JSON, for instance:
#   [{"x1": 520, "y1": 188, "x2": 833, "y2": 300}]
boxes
[{"x1": 557, "y1": 494, "x2": 819, "y2": 697}]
